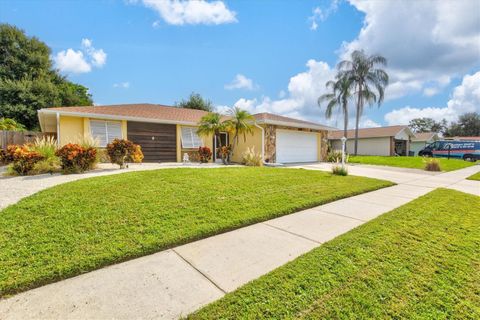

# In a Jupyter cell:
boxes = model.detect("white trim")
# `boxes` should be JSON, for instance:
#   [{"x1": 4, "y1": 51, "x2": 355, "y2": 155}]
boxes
[
  {"x1": 38, "y1": 109, "x2": 199, "y2": 126},
  {"x1": 255, "y1": 119, "x2": 333, "y2": 131},
  {"x1": 56, "y1": 112, "x2": 60, "y2": 147}
]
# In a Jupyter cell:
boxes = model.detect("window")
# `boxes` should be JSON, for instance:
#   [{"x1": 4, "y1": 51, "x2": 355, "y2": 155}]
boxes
[
  {"x1": 90, "y1": 120, "x2": 122, "y2": 147},
  {"x1": 181, "y1": 127, "x2": 202, "y2": 149}
]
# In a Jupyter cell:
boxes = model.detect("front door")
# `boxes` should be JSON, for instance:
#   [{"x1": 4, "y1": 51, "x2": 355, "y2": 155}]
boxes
[{"x1": 213, "y1": 132, "x2": 229, "y2": 162}]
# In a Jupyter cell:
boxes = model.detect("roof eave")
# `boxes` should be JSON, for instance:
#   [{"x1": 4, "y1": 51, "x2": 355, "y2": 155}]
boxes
[{"x1": 255, "y1": 119, "x2": 333, "y2": 131}]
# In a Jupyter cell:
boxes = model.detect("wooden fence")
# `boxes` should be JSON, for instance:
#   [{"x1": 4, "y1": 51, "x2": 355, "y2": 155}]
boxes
[{"x1": 0, "y1": 131, "x2": 52, "y2": 149}]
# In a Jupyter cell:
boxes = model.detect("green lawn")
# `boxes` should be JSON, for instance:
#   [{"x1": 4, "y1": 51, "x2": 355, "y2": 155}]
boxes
[
  {"x1": 467, "y1": 172, "x2": 480, "y2": 181},
  {"x1": 0, "y1": 167, "x2": 392, "y2": 297},
  {"x1": 189, "y1": 188, "x2": 480, "y2": 319},
  {"x1": 348, "y1": 155, "x2": 475, "y2": 171}
]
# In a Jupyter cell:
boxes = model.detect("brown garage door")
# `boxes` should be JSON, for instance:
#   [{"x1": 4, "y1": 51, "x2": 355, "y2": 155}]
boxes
[{"x1": 127, "y1": 121, "x2": 176, "y2": 162}]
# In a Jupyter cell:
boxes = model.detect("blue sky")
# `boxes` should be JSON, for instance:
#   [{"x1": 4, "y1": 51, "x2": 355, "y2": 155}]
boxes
[{"x1": 1, "y1": 0, "x2": 479, "y2": 128}]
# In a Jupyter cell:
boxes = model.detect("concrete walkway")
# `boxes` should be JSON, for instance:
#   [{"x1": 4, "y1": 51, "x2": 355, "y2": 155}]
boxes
[
  {"x1": 0, "y1": 162, "x2": 234, "y2": 210},
  {"x1": 0, "y1": 165, "x2": 478, "y2": 319}
]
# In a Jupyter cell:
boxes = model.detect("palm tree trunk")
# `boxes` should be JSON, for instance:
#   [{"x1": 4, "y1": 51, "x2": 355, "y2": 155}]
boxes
[
  {"x1": 354, "y1": 83, "x2": 362, "y2": 156},
  {"x1": 343, "y1": 99, "x2": 348, "y2": 140}
]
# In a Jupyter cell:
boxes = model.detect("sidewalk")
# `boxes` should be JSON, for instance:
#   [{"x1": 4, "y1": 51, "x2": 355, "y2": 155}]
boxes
[{"x1": 0, "y1": 165, "x2": 478, "y2": 319}]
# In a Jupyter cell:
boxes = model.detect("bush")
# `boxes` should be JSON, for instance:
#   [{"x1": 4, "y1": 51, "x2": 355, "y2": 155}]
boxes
[
  {"x1": 56, "y1": 143, "x2": 97, "y2": 173},
  {"x1": 332, "y1": 164, "x2": 348, "y2": 176},
  {"x1": 106, "y1": 139, "x2": 139, "y2": 168},
  {"x1": 129, "y1": 144, "x2": 144, "y2": 163},
  {"x1": 242, "y1": 147, "x2": 262, "y2": 166},
  {"x1": 31, "y1": 136, "x2": 60, "y2": 174},
  {"x1": 8, "y1": 145, "x2": 44, "y2": 175},
  {"x1": 218, "y1": 145, "x2": 231, "y2": 164},
  {"x1": 327, "y1": 150, "x2": 348, "y2": 163},
  {"x1": 2, "y1": 145, "x2": 18, "y2": 164},
  {"x1": 198, "y1": 146, "x2": 212, "y2": 163},
  {"x1": 424, "y1": 158, "x2": 441, "y2": 171}
]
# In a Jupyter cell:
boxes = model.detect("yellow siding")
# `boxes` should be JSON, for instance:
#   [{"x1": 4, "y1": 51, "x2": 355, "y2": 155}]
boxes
[
  {"x1": 230, "y1": 126, "x2": 263, "y2": 163},
  {"x1": 121, "y1": 120, "x2": 127, "y2": 139},
  {"x1": 317, "y1": 132, "x2": 322, "y2": 161},
  {"x1": 176, "y1": 124, "x2": 182, "y2": 162},
  {"x1": 59, "y1": 116, "x2": 84, "y2": 146}
]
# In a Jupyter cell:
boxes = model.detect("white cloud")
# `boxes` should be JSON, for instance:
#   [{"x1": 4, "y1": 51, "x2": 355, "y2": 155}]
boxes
[
  {"x1": 152, "y1": 20, "x2": 161, "y2": 28},
  {"x1": 54, "y1": 39, "x2": 107, "y2": 74},
  {"x1": 343, "y1": 0, "x2": 480, "y2": 100},
  {"x1": 224, "y1": 74, "x2": 257, "y2": 90},
  {"x1": 309, "y1": 0, "x2": 339, "y2": 30},
  {"x1": 384, "y1": 71, "x2": 480, "y2": 125},
  {"x1": 54, "y1": 49, "x2": 91, "y2": 74},
  {"x1": 139, "y1": 0, "x2": 237, "y2": 26},
  {"x1": 231, "y1": 59, "x2": 337, "y2": 124},
  {"x1": 81, "y1": 38, "x2": 107, "y2": 67},
  {"x1": 113, "y1": 82, "x2": 130, "y2": 88},
  {"x1": 360, "y1": 118, "x2": 381, "y2": 128}
]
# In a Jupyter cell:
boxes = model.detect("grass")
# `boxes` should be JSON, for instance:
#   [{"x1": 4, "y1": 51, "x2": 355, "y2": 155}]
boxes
[
  {"x1": 0, "y1": 167, "x2": 392, "y2": 297},
  {"x1": 189, "y1": 188, "x2": 480, "y2": 319},
  {"x1": 467, "y1": 172, "x2": 480, "y2": 181},
  {"x1": 348, "y1": 155, "x2": 476, "y2": 172}
]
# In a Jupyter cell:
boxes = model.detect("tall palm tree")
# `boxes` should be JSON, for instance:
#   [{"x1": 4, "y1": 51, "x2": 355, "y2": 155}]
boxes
[
  {"x1": 197, "y1": 112, "x2": 225, "y2": 153},
  {"x1": 338, "y1": 50, "x2": 389, "y2": 155},
  {"x1": 318, "y1": 76, "x2": 352, "y2": 139},
  {"x1": 225, "y1": 107, "x2": 255, "y2": 159}
]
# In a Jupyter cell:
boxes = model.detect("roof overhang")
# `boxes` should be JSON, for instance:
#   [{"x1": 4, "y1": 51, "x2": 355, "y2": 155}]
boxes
[{"x1": 255, "y1": 119, "x2": 335, "y2": 131}]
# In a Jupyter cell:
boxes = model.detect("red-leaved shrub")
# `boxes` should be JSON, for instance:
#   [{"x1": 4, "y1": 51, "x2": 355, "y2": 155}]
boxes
[
  {"x1": 198, "y1": 146, "x2": 212, "y2": 163},
  {"x1": 56, "y1": 143, "x2": 97, "y2": 173},
  {"x1": 106, "y1": 139, "x2": 140, "y2": 168},
  {"x1": 8, "y1": 145, "x2": 44, "y2": 175}
]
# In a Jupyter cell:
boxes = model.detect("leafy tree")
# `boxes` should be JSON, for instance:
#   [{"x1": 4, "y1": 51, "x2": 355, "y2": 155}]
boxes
[
  {"x1": 176, "y1": 92, "x2": 213, "y2": 112},
  {"x1": 224, "y1": 107, "x2": 255, "y2": 159},
  {"x1": 197, "y1": 112, "x2": 226, "y2": 150},
  {"x1": 408, "y1": 117, "x2": 447, "y2": 134},
  {"x1": 318, "y1": 76, "x2": 353, "y2": 139},
  {"x1": 445, "y1": 112, "x2": 480, "y2": 137},
  {"x1": 0, "y1": 117, "x2": 25, "y2": 131},
  {"x1": 338, "y1": 50, "x2": 389, "y2": 155},
  {"x1": 0, "y1": 24, "x2": 93, "y2": 129}
]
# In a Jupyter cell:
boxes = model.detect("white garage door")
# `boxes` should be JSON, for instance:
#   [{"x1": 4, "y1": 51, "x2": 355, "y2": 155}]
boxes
[{"x1": 276, "y1": 129, "x2": 318, "y2": 163}]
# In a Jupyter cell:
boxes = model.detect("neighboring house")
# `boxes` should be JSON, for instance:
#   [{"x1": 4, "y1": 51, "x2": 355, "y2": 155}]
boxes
[
  {"x1": 37, "y1": 104, "x2": 332, "y2": 163},
  {"x1": 444, "y1": 136, "x2": 480, "y2": 141},
  {"x1": 410, "y1": 132, "x2": 440, "y2": 156},
  {"x1": 329, "y1": 125, "x2": 415, "y2": 156}
]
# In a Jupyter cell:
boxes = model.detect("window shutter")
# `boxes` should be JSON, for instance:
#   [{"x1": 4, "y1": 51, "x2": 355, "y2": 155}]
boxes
[
  {"x1": 90, "y1": 120, "x2": 107, "y2": 147},
  {"x1": 107, "y1": 121, "x2": 122, "y2": 142},
  {"x1": 181, "y1": 127, "x2": 202, "y2": 148}
]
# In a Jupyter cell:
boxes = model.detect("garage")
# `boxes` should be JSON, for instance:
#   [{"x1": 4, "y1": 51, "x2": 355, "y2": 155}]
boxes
[
  {"x1": 127, "y1": 121, "x2": 176, "y2": 162},
  {"x1": 276, "y1": 129, "x2": 318, "y2": 163}
]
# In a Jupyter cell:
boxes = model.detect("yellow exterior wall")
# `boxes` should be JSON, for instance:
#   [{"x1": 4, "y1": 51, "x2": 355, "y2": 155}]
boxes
[
  {"x1": 317, "y1": 132, "x2": 322, "y2": 161},
  {"x1": 230, "y1": 126, "x2": 263, "y2": 163},
  {"x1": 59, "y1": 116, "x2": 127, "y2": 146},
  {"x1": 59, "y1": 116, "x2": 84, "y2": 146}
]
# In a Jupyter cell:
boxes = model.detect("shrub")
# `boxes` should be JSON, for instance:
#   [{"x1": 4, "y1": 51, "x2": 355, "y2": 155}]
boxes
[
  {"x1": 31, "y1": 136, "x2": 60, "y2": 174},
  {"x1": 242, "y1": 147, "x2": 262, "y2": 166},
  {"x1": 8, "y1": 145, "x2": 44, "y2": 175},
  {"x1": 129, "y1": 144, "x2": 144, "y2": 163},
  {"x1": 198, "y1": 146, "x2": 212, "y2": 163},
  {"x1": 327, "y1": 150, "x2": 349, "y2": 163},
  {"x1": 424, "y1": 158, "x2": 441, "y2": 171},
  {"x1": 56, "y1": 143, "x2": 97, "y2": 173},
  {"x1": 332, "y1": 164, "x2": 348, "y2": 176},
  {"x1": 106, "y1": 139, "x2": 137, "y2": 168},
  {"x1": 219, "y1": 145, "x2": 231, "y2": 164}
]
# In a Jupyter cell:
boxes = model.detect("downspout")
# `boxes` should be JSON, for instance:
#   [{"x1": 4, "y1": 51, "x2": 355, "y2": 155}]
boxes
[
  {"x1": 254, "y1": 123, "x2": 266, "y2": 164},
  {"x1": 56, "y1": 112, "x2": 60, "y2": 147}
]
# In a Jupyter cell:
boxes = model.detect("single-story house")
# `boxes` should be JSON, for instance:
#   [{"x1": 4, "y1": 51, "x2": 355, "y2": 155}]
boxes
[
  {"x1": 444, "y1": 136, "x2": 480, "y2": 141},
  {"x1": 329, "y1": 125, "x2": 415, "y2": 156},
  {"x1": 37, "y1": 104, "x2": 333, "y2": 164},
  {"x1": 410, "y1": 132, "x2": 440, "y2": 156}
]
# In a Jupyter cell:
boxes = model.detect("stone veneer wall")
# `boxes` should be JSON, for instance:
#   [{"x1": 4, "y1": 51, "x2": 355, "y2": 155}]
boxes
[{"x1": 264, "y1": 125, "x2": 276, "y2": 163}]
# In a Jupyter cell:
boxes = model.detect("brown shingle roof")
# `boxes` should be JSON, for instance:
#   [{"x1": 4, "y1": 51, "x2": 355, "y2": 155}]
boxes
[
  {"x1": 40, "y1": 104, "x2": 333, "y2": 130},
  {"x1": 329, "y1": 125, "x2": 409, "y2": 139},
  {"x1": 43, "y1": 103, "x2": 210, "y2": 124}
]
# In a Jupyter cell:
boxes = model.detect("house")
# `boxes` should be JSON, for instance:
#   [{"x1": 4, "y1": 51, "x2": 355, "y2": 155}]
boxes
[
  {"x1": 37, "y1": 104, "x2": 332, "y2": 163},
  {"x1": 444, "y1": 136, "x2": 480, "y2": 141},
  {"x1": 410, "y1": 132, "x2": 440, "y2": 156},
  {"x1": 329, "y1": 125, "x2": 415, "y2": 156}
]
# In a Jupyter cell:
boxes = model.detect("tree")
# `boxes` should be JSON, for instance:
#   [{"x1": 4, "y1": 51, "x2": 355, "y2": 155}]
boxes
[
  {"x1": 338, "y1": 50, "x2": 389, "y2": 155},
  {"x1": 0, "y1": 24, "x2": 93, "y2": 129},
  {"x1": 0, "y1": 117, "x2": 25, "y2": 131},
  {"x1": 176, "y1": 92, "x2": 213, "y2": 112},
  {"x1": 318, "y1": 76, "x2": 352, "y2": 139},
  {"x1": 224, "y1": 107, "x2": 255, "y2": 159},
  {"x1": 445, "y1": 112, "x2": 480, "y2": 137},
  {"x1": 408, "y1": 117, "x2": 447, "y2": 134},
  {"x1": 197, "y1": 112, "x2": 226, "y2": 162}
]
